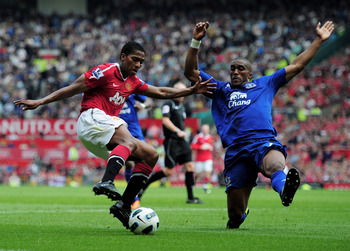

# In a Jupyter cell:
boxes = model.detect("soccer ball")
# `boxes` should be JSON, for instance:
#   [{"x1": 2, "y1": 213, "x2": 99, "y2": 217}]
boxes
[{"x1": 129, "y1": 207, "x2": 159, "y2": 235}]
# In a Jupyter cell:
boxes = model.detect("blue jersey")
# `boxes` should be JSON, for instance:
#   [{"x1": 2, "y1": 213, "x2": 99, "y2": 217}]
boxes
[
  {"x1": 119, "y1": 94, "x2": 146, "y2": 141},
  {"x1": 200, "y1": 68, "x2": 287, "y2": 148}
]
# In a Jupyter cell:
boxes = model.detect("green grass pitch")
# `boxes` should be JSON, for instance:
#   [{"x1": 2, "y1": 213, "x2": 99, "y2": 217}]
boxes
[{"x1": 0, "y1": 184, "x2": 349, "y2": 251}]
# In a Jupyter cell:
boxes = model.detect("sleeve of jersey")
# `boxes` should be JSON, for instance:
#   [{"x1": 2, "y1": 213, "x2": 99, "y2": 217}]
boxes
[
  {"x1": 199, "y1": 71, "x2": 216, "y2": 99},
  {"x1": 269, "y1": 68, "x2": 288, "y2": 90},
  {"x1": 134, "y1": 94, "x2": 147, "y2": 103},
  {"x1": 134, "y1": 77, "x2": 149, "y2": 93},
  {"x1": 191, "y1": 136, "x2": 201, "y2": 149},
  {"x1": 199, "y1": 70, "x2": 214, "y2": 83},
  {"x1": 161, "y1": 103, "x2": 171, "y2": 117},
  {"x1": 84, "y1": 64, "x2": 113, "y2": 89}
]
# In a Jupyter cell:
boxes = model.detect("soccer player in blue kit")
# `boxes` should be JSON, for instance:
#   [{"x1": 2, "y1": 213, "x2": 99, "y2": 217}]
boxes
[
  {"x1": 119, "y1": 94, "x2": 149, "y2": 142},
  {"x1": 184, "y1": 20, "x2": 334, "y2": 228},
  {"x1": 119, "y1": 94, "x2": 151, "y2": 209}
]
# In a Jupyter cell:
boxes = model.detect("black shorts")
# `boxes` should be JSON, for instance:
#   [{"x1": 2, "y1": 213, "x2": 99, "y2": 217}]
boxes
[{"x1": 163, "y1": 137, "x2": 192, "y2": 169}]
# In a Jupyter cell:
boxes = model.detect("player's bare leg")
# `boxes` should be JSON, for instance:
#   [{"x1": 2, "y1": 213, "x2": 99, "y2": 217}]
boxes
[
  {"x1": 93, "y1": 125, "x2": 137, "y2": 201},
  {"x1": 261, "y1": 150, "x2": 300, "y2": 206},
  {"x1": 110, "y1": 139, "x2": 159, "y2": 228},
  {"x1": 226, "y1": 185, "x2": 253, "y2": 228},
  {"x1": 184, "y1": 161, "x2": 204, "y2": 204}
]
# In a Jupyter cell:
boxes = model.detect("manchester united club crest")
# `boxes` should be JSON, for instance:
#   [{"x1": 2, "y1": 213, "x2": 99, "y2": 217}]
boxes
[{"x1": 125, "y1": 82, "x2": 132, "y2": 91}]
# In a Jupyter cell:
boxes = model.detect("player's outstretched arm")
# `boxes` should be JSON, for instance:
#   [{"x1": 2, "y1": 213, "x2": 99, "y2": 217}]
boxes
[
  {"x1": 285, "y1": 21, "x2": 334, "y2": 81},
  {"x1": 184, "y1": 21, "x2": 210, "y2": 83},
  {"x1": 14, "y1": 74, "x2": 89, "y2": 111},
  {"x1": 142, "y1": 76, "x2": 216, "y2": 99},
  {"x1": 134, "y1": 97, "x2": 152, "y2": 111}
]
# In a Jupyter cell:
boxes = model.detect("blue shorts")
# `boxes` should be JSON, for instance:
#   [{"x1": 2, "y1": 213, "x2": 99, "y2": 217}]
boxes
[{"x1": 223, "y1": 138, "x2": 287, "y2": 192}]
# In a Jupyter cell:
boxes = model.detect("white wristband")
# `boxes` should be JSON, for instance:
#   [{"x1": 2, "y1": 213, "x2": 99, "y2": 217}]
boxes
[
  {"x1": 139, "y1": 103, "x2": 146, "y2": 109},
  {"x1": 190, "y1": 38, "x2": 201, "y2": 49}
]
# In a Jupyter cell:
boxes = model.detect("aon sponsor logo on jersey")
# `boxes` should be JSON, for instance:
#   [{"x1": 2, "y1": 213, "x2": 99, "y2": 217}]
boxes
[
  {"x1": 109, "y1": 92, "x2": 125, "y2": 106},
  {"x1": 228, "y1": 91, "x2": 251, "y2": 108}
]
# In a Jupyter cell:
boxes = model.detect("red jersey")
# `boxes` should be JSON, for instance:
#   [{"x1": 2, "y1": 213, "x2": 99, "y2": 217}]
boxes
[
  {"x1": 191, "y1": 132, "x2": 213, "y2": 161},
  {"x1": 81, "y1": 63, "x2": 148, "y2": 116}
]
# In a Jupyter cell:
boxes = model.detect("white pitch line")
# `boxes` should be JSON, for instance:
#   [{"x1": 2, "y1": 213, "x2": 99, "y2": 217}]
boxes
[
  {"x1": 0, "y1": 209, "x2": 106, "y2": 214},
  {"x1": 0, "y1": 207, "x2": 226, "y2": 214}
]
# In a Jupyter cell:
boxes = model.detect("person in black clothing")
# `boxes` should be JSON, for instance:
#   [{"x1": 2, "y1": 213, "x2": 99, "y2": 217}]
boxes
[{"x1": 138, "y1": 81, "x2": 204, "y2": 204}]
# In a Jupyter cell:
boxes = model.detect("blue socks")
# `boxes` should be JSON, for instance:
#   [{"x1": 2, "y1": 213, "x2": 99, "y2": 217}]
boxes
[
  {"x1": 271, "y1": 170, "x2": 286, "y2": 196},
  {"x1": 241, "y1": 209, "x2": 249, "y2": 222},
  {"x1": 125, "y1": 168, "x2": 132, "y2": 183}
]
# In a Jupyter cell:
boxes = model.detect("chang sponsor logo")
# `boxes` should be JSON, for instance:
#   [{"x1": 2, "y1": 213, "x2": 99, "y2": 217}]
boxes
[
  {"x1": 228, "y1": 91, "x2": 251, "y2": 108},
  {"x1": 119, "y1": 108, "x2": 131, "y2": 114},
  {"x1": 120, "y1": 103, "x2": 131, "y2": 114}
]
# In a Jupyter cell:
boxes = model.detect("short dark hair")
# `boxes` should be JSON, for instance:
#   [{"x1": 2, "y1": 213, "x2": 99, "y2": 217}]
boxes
[
  {"x1": 231, "y1": 58, "x2": 252, "y2": 72},
  {"x1": 120, "y1": 41, "x2": 146, "y2": 58}
]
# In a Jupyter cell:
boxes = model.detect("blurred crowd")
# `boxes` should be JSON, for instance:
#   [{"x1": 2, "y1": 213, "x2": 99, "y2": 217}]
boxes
[{"x1": 0, "y1": 0, "x2": 349, "y2": 186}]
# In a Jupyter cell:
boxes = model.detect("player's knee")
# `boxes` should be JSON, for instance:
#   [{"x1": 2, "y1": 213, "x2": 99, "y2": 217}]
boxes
[
  {"x1": 268, "y1": 161, "x2": 285, "y2": 175},
  {"x1": 138, "y1": 144, "x2": 158, "y2": 167},
  {"x1": 163, "y1": 168, "x2": 173, "y2": 176},
  {"x1": 184, "y1": 162, "x2": 195, "y2": 172},
  {"x1": 125, "y1": 138, "x2": 138, "y2": 153},
  {"x1": 147, "y1": 149, "x2": 159, "y2": 167},
  {"x1": 110, "y1": 135, "x2": 138, "y2": 153}
]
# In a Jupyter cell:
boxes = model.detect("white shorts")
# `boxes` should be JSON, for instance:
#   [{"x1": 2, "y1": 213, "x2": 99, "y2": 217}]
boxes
[
  {"x1": 195, "y1": 160, "x2": 213, "y2": 173},
  {"x1": 76, "y1": 108, "x2": 127, "y2": 160}
]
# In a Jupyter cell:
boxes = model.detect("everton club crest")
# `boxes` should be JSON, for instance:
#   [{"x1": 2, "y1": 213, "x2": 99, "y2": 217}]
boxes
[{"x1": 244, "y1": 83, "x2": 256, "y2": 89}]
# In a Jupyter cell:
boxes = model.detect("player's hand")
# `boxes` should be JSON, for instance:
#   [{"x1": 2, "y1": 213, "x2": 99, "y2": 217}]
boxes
[
  {"x1": 191, "y1": 76, "x2": 216, "y2": 95},
  {"x1": 201, "y1": 143, "x2": 213, "y2": 151},
  {"x1": 193, "y1": 21, "x2": 210, "y2": 40},
  {"x1": 134, "y1": 102, "x2": 145, "y2": 112},
  {"x1": 13, "y1": 99, "x2": 41, "y2": 110},
  {"x1": 316, "y1": 21, "x2": 334, "y2": 41},
  {"x1": 176, "y1": 130, "x2": 186, "y2": 139}
]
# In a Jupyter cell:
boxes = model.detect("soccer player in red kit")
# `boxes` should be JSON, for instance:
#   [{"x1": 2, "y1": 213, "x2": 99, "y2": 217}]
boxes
[
  {"x1": 191, "y1": 124, "x2": 214, "y2": 193},
  {"x1": 14, "y1": 41, "x2": 216, "y2": 229}
]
